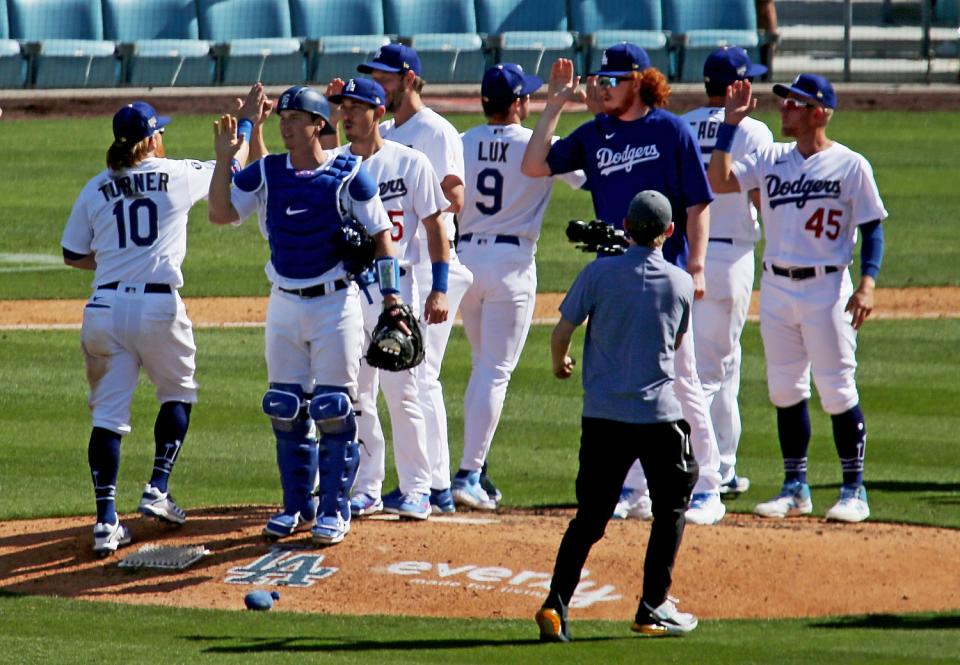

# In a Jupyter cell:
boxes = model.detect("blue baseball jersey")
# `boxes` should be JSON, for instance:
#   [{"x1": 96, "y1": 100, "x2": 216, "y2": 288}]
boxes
[{"x1": 547, "y1": 108, "x2": 713, "y2": 266}]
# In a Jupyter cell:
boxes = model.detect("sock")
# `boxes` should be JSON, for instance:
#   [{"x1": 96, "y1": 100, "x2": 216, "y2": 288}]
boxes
[
  {"x1": 150, "y1": 401, "x2": 192, "y2": 493},
  {"x1": 454, "y1": 468, "x2": 470, "y2": 480},
  {"x1": 89, "y1": 427, "x2": 122, "y2": 525},
  {"x1": 777, "y1": 401, "x2": 811, "y2": 485},
  {"x1": 831, "y1": 404, "x2": 866, "y2": 488}
]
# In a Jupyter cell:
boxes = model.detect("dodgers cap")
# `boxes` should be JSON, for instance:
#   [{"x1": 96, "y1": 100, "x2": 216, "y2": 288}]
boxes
[
  {"x1": 481, "y1": 63, "x2": 542, "y2": 105},
  {"x1": 112, "y1": 101, "x2": 170, "y2": 144},
  {"x1": 773, "y1": 73, "x2": 837, "y2": 109},
  {"x1": 329, "y1": 77, "x2": 387, "y2": 107},
  {"x1": 703, "y1": 46, "x2": 767, "y2": 87},
  {"x1": 357, "y1": 43, "x2": 421, "y2": 76},
  {"x1": 625, "y1": 190, "x2": 673, "y2": 243},
  {"x1": 590, "y1": 42, "x2": 651, "y2": 77}
]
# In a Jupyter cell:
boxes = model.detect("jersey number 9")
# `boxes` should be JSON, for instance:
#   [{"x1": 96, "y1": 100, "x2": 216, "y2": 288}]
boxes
[
  {"x1": 112, "y1": 199, "x2": 159, "y2": 248},
  {"x1": 475, "y1": 168, "x2": 503, "y2": 215}
]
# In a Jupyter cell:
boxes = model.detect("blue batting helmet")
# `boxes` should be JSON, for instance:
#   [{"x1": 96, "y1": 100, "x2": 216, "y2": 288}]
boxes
[{"x1": 277, "y1": 86, "x2": 336, "y2": 135}]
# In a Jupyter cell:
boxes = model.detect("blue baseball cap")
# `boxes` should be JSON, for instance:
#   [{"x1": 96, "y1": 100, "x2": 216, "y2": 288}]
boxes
[
  {"x1": 357, "y1": 43, "x2": 421, "y2": 76},
  {"x1": 590, "y1": 42, "x2": 651, "y2": 77},
  {"x1": 112, "y1": 101, "x2": 170, "y2": 144},
  {"x1": 329, "y1": 77, "x2": 387, "y2": 107},
  {"x1": 773, "y1": 73, "x2": 837, "y2": 109},
  {"x1": 703, "y1": 46, "x2": 767, "y2": 87},
  {"x1": 481, "y1": 63, "x2": 542, "y2": 105}
]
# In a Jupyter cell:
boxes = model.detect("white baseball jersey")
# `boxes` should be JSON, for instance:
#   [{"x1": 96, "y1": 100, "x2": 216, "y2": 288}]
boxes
[
  {"x1": 346, "y1": 140, "x2": 446, "y2": 268},
  {"x1": 61, "y1": 157, "x2": 214, "y2": 287},
  {"x1": 380, "y1": 107, "x2": 463, "y2": 245},
  {"x1": 682, "y1": 109, "x2": 774, "y2": 242},
  {"x1": 732, "y1": 142, "x2": 888, "y2": 266},
  {"x1": 459, "y1": 125, "x2": 585, "y2": 239}
]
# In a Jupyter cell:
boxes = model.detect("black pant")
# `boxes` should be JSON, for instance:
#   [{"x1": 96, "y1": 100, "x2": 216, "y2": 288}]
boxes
[{"x1": 548, "y1": 416, "x2": 698, "y2": 612}]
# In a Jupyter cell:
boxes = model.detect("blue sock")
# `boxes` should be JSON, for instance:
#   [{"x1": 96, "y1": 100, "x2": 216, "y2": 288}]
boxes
[
  {"x1": 777, "y1": 401, "x2": 811, "y2": 485},
  {"x1": 88, "y1": 427, "x2": 122, "y2": 524},
  {"x1": 150, "y1": 402, "x2": 191, "y2": 493},
  {"x1": 831, "y1": 404, "x2": 866, "y2": 488}
]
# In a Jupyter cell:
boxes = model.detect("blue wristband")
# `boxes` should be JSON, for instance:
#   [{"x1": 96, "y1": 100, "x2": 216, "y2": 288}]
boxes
[
  {"x1": 714, "y1": 122, "x2": 737, "y2": 152},
  {"x1": 431, "y1": 262, "x2": 449, "y2": 294},
  {"x1": 375, "y1": 256, "x2": 400, "y2": 295},
  {"x1": 236, "y1": 118, "x2": 253, "y2": 143}
]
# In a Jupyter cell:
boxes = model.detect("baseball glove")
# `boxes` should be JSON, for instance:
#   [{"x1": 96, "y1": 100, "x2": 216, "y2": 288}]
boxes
[{"x1": 366, "y1": 303, "x2": 425, "y2": 371}]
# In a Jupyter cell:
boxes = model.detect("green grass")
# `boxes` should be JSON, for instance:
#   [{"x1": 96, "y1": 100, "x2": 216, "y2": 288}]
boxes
[{"x1": 1, "y1": 110, "x2": 958, "y2": 298}]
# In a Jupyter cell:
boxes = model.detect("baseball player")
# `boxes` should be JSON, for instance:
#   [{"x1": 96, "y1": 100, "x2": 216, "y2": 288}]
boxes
[
  {"x1": 537, "y1": 190, "x2": 699, "y2": 642},
  {"x1": 707, "y1": 74, "x2": 886, "y2": 523},
  {"x1": 521, "y1": 45, "x2": 727, "y2": 525},
  {"x1": 61, "y1": 92, "x2": 259, "y2": 555},
  {"x1": 680, "y1": 47, "x2": 775, "y2": 498},
  {"x1": 208, "y1": 84, "x2": 404, "y2": 545},
  {"x1": 454, "y1": 63, "x2": 585, "y2": 509},
  {"x1": 353, "y1": 45, "x2": 475, "y2": 513},
  {"x1": 321, "y1": 77, "x2": 451, "y2": 520}
]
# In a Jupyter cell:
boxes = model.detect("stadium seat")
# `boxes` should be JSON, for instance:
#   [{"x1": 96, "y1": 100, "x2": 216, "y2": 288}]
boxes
[
  {"x1": 475, "y1": 0, "x2": 576, "y2": 76},
  {"x1": 588, "y1": 31, "x2": 670, "y2": 76},
  {"x1": 474, "y1": 0, "x2": 568, "y2": 33},
  {"x1": 196, "y1": 0, "x2": 305, "y2": 84},
  {"x1": 8, "y1": 0, "x2": 119, "y2": 87},
  {"x1": 311, "y1": 34, "x2": 390, "y2": 84},
  {"x1": 497, "y1": 31, "x2": 576, "y2": 78},
  {"x1": 103, "y1": 0, "x2": 213, "y2": 87},
  {"x1": 383, "y1": 0, "x2": 477, "y2": 37},
  {"x1": 662, "y1": 0, "x2": 760, "y2": 82},
  {"x1": 568, "y1": 0, "x2": 670, "y2": 75},
  {"x1": 0, "y1": 39, "x2": 26, "y2": 88},
  {"x1": 411, "y1": 33, "x2": 487, "y2": 83},
  {"x1": 290, "y1": 0, "x2": 386, "y2": 37}
]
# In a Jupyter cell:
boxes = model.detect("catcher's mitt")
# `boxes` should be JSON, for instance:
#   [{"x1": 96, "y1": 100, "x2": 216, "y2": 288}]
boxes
[{"x1": 366, "y1": 303, "x2": 425, "y2": 371}]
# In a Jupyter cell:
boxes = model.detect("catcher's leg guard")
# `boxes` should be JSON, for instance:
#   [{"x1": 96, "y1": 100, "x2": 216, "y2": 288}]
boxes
[
  {"x1": 263, "y1": 384, "x2": 318, "y2": 536},
  {"x1": 309, "y1": 389, "x2": 360, "y2": 522}
]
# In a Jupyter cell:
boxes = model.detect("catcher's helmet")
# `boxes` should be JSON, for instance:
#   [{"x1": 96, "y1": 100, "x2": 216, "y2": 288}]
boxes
[{"x1": 277, "y1": 85, "x2": 335, "y2": 135}]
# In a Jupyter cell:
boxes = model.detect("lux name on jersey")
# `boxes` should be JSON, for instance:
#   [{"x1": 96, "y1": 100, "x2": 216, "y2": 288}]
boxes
[
  {"x1": 765, "y1": 173, "x2": 841, "y2": 209},
  {"x1": 98, "y1": 172, "x2": 170, "y2": 202},
  {"x1": 477, "y1": 141, "x2": 509, "y2": 162}
]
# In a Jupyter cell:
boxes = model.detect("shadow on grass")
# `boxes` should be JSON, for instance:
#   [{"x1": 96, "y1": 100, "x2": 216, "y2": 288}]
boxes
[
  {"x1": 193, "y1": 635, "x2": 624, "y2": 653},
  {"x1": 811, "y1": 613, "x2": 960, "y2": 630}
]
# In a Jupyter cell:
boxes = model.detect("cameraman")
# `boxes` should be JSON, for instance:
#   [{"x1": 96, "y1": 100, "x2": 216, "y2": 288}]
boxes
[{"x1": 536, "y1": 190, "x2": 699, "y2": 642}]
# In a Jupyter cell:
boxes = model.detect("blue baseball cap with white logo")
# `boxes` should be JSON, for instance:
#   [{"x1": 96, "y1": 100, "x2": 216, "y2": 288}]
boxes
[
  {"x1": 773, "y1": 73, "x2": 837, "y2": 109},
  {"x1": 357, "y1": 43, "x2": 421, "y2": 76},
  {"x1": 703, "y1": 46, "x2": 767, "y2": 87},
  {"x1": 113, "y1": 101, "x2": 170, "y2": 144},
  {"x1": 590, "y1": 42, "x2": 651, "y2": 77},
  {"x1": 481, "y1": 63, "x2": 542, "y2": 105},
  {"x1": 329, "y1": 77, "x2": 387, "y2": 107}
]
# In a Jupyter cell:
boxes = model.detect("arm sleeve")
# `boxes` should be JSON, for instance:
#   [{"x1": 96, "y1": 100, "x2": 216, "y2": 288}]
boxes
[
  {"x1": 558, "y1": 266, "x2": 593, "y2": 326},
  {"x1": 549, "y1": 135, "x2": 587, "y2": 189},
  {"x1": 849, "y1": 156, "x2": 888, "y2": 225},
  {"x1": 546, "y1": 125, "x2": 588, "y2": 176},
  {"x1": 185, "y1": 159, "x2": 216, "y2": 205},
  {"x1": 859, "y1": 219, "x2": 884, "y2": 279},
  {"x1": 60, "y1": 189, "x2": 94, "y2": 255},
  {"x1": 730, "y1": 148, "x2": 763, "y2": 191}
]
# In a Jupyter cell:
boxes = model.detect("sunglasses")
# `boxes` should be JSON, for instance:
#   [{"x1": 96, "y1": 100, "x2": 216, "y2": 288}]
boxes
[
  {"x1": 781, "y1": 97, "x2": 818, "y2": 110},
  {"x1": 597, "y1": 76, "x2": 631, "y2": 88}
]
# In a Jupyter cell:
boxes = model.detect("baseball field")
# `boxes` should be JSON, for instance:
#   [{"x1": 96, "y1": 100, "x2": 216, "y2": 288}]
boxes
[{"x1": 1, "y1": 98, "x2": 959, "y2": 663}]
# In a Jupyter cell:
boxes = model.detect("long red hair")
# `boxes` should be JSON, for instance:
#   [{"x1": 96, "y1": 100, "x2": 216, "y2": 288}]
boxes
[{"x1": 638, "y1": 68, "x2": 671, "y2": 108}]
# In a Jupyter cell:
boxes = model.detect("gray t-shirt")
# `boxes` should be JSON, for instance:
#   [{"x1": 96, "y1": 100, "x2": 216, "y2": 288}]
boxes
[{"x1": 559, "y1": 245, "x2": 692, "y2": 424}]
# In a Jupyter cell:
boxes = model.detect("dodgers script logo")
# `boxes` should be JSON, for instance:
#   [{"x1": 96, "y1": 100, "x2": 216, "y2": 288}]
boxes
[
  {"x1": 379, "y1": 177, "x2": 408, "y2": 202},
  {"x1": 766, "y1": 174, "x2": 842, "y2": 209},
  {"x1": 225, "y1": 547, "x2": 338, "y2": 587},
  {"x1": 596, "y1": 144, "x2": 660, "y2": 176}
]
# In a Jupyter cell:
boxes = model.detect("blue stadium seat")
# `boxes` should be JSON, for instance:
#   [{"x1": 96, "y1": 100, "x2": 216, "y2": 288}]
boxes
[
  {"x1": 0, "y1": 40, "x2": 27, "y2": 88},
  {"x1": 383, "y1": 0, "x2": 477, "y2": 37},
  {"x1": 411, "y1": 33, "x2": 486, "y2": 83},
  {"x1": 568, "y1": 0, "x2": 670, "y2": 75},
  {"x1": 662, "y1": 0, "x2": 760, "y2": 82},
  {"x1": 103, "y1": 0, "x2": 214, "y2": 87},
  {"x1": 196, "y1": 0, "x2": 305, "y2": 84},
  {"x1": 475, "y1": 0, "x2": 576, "y2": 76},
  {"x1": 311, "y1": 34, "x2": 389, "y2": 84},
  {"x1": 8, "y1": 0, "x2": 119, "y2": 87},
  {"x1": 290, "y1": 0, "x2": 386, "y2": 37}
]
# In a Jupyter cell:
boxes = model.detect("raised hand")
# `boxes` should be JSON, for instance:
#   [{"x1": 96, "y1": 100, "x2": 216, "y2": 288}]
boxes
[
  {"x1": 546, "y1": 58, "x2": 586, "y2": 108},
  {"x1": 213, "y1": 114, "x2": 244, "y2": 161},
  {"x1": 724, "y1": 79, "x2": 756, "y2": 125},
  {"x1": 584, "y1": 75, "x2": 604, "y2": 115}
]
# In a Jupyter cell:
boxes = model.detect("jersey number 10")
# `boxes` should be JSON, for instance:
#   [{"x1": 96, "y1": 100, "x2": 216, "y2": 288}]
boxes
[{"x1": 112, "y1": 199, "x2": 159, "y2": 248}]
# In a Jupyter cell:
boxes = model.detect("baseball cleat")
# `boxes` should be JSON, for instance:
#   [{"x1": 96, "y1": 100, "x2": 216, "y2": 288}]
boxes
[
  {"x1": 754, "y1": 480, "x2": 813, "y2": 518},
  {"x1": 311, "y1": 513, "x2": 350, "y2": 546},
  {"x1": 93, "y1": 520, "x2": 132, "y2": 556},
  {"x1": 685, "y1": 492, "x2": 726, "y2": 525},
  {"x1": 535, "y1": 606, "x2": 571, "y2": 643},
  {"x1": 479, "y1": 465, "x2": 503, "y2": 504},
  {"x1": 719, "y1": 475, "x2": 751, "y2": 497},
  {"x1": 383, "y1": 491, "x2": 430, "y2": 520},
  {"x1": 632, "y1": 598, "x2": 698, "y2": 636},
  {"x1": 349, "y1": 492, "x2": 384, "y2": 518},
  {"x1": 613, "y1": 487, "x2": 653, "y2": 520},
  {"x1": 451, "y1": 470, "x2": 497, "y2": 511},
  {"x1": 263, "y1": 511, "x2": 315, "y2": 539},
  {"x1": 429, "y1": 487, "x2": 456, "y2": 514},
  {"x1": 825, "y1": 485, "x2": 870, "y2": 523},
  {"x1": 138, "y1": 484, "x2": 186, "y2": 525}
]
